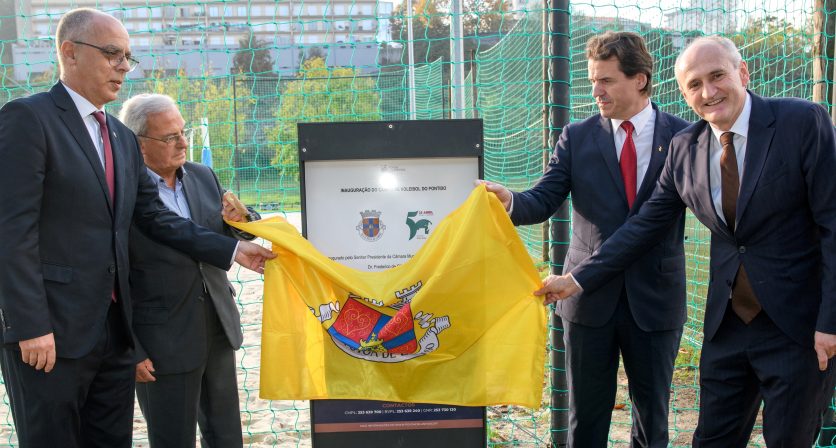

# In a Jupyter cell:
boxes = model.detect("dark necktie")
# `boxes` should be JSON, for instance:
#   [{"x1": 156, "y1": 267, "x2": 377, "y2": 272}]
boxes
[
  {"x1": 619, "y1": 121, "x2": 637, "y2": 209},
  {"x1": 92, "y1": 111, "x2": 118, "y2": 302},
  {"x1": 720, "y1": 132, "x2": 761, "y2": 323},
  {"x1": 92, "y1": 111, "x2": 115, "y2": 205}
]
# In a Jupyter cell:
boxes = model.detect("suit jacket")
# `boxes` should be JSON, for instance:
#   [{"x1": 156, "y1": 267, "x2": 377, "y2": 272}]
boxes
[
  {"x1": 511, "y1": 103, "x2": 690, "y2": 331},
  {"x1": 573, "y1": 92, "x2": 836, "y2": 347},
  {"x1": 130, "y1": 162, "x2": 246, "y2": 375},
  {"x1": 0, "y1": 83, "x2": 237, "y2": 359}
]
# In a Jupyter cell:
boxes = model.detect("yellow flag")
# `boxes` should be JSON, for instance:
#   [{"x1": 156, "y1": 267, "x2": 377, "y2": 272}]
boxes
[{"x1": 229, "y1": 185, "x2": 546, "y2": 408}]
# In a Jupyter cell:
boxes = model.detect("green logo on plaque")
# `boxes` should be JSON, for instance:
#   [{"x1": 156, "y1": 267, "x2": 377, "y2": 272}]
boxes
[{"x1": 406, "y1": 211, "x2": 433, "y2": 240}]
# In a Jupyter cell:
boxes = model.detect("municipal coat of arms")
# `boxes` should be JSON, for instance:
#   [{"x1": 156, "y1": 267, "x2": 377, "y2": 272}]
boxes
[
  {"x1": 309, "y1": 281, "x2": 451, "y2": 363},
  {"x1": 357, "y1": 209, "x2": 385, "y2": 241}
]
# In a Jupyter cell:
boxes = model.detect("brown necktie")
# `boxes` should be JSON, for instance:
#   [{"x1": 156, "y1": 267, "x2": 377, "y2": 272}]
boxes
[
  {"x1": 619, "y1": 121, "x2": 637, "y2": 209},
  {"x1": 720, "y1": 132, "x2": 761, "y2": 323}
]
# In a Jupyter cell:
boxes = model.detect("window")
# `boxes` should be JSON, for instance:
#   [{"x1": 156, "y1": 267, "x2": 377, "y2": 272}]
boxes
[
  {"x1": 279, "y1": 5, "x2": 289, "y2": 15},
  {"x1": 252, "y1": 6, "x2": 263, "y2": 16},
  {"x1": 361, "y1": 4, "x2": 372, "y2": 15},
  {"x1": 209, "y1": 7, "x2": 219, "y2": 16},
  {"x1": 307, "y1": 5, "x2": 317, "y2": 15},
  {"x1": 238, "y1": 7, "x2": 247, "y2": 17},
  {"x1": 335, "y1": 4, "x2": 346, "y2": 14}
]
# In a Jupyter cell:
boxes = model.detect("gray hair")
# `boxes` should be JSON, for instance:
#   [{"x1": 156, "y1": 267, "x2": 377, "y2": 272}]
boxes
[
  {"x1": 675, "y1": 36, "x2": 743, "y2": 75},
  {"x1": 55, "y1": 8, "x2": 101, "y2": 50},
  {"x1": 55, "y1": 8, "x2": 112, "y2": 72},
  {"x1": 119, "y1": 93, "x2": 178, "y2": 136}
]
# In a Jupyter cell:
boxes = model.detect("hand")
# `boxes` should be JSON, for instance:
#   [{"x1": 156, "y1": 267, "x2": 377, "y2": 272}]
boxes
[
  {"x1": 19, "y1": 333, "x2": 56, "y2": 373},
  {"x1": 475, "y1": 180, "x2": 512, "y2": 211},
  {"x1": 815, "y1": 331, "x2": 836, "y2": 371},
  {"x1": 235, "y1": 240, "x2": 276, "y2": 273},
  {"x1": 136, "y1": 358, "x2": 156, "y2": 383},
  {"x1": 222, "y1": 191, "x2": 250, "y2": 223},
  {"x1": 534, "y1": 274, "x2": 581, "y2": 305}
]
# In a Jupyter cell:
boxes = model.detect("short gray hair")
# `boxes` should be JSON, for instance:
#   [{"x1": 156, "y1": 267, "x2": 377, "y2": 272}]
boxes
[
  {"x1": 55, "y1": 8, "x2": 101, "y2": 51},
  {"x1": 55, "y1": 8, "x2": 100, "y2": 72},
  {"x1": 675, "y1": 36, "x2": 743, "y2": 75},
  {"x1": 119, "y1": 93, "x2": 178, "y2": 136}
]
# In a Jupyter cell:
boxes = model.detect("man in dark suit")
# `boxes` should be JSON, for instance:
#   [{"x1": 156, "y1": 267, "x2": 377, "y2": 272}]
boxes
[
  {"x1": 484, "y1": 31, "x2": 689, "y2": 447},
  {"x1": 0, "y1": 9, "x2": 274, "y2": 447},
  {"x1": 119, "y1": 94, "x2": 251, "y2": 447},
  {"x1": 538, "y1": 36, "x2": 836, "y2": 447}
]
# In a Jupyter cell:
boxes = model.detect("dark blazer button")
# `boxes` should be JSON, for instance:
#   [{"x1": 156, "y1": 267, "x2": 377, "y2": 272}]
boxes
[
  {"x1": 738, "y1": 246, "x2": 746, "y2": 254},
  {"x1": 108, "y1": 264, "x2": 116, "y2": 273}
]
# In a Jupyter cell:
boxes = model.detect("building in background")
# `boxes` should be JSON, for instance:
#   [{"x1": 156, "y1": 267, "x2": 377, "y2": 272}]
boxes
[
  {"x1": 664, "y1": 0, "x2": 737, "y2": 34},
  {"x1": 9, "y1": 0, "x2": 394, "y2": 80}
]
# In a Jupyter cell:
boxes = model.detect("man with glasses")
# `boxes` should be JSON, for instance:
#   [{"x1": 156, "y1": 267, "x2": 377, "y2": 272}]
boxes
[
  {"x1": 119, "y1": 93, "x2": 252, "y2": 447},
  {"x1": 0, "y1": 8, "x2": 274, "y2": 447}
]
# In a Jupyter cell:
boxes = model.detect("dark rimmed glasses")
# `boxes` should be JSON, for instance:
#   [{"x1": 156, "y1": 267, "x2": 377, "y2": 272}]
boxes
[{"x1": 72, "y1": 41, "x2": 140, "y2": 72}]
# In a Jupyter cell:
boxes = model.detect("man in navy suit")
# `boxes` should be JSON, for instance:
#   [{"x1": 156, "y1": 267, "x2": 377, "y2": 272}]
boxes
[
  {"x1": 539, "y1": 36, "x2": 836, "y2": 447},
  {"x1": 484, "y1": 31, "x2": 689, "y2": 447},
  {"x1": 0, "y1": 8, "x2": 273, "y2": 447}
]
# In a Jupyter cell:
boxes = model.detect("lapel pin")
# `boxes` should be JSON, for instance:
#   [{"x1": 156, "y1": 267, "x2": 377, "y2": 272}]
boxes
[{"x1": 657, "y1": 146, "x2": 663, "y2": 152}]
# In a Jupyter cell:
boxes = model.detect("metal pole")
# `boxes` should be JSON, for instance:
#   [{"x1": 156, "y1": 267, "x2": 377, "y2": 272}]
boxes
[
  {"x1": 232, "y1": 75, "x2": 241, "y2": 194},
  {"x1": 470, "y1": 49, "x2": 478, "y2": 119},
  {"x1": 406, "y1": 0, "x2": 417, "y2": 119},
  {"x1": 449, "y1": 0, "x2": 466, "y2": 118},
  {"x1": 549, "y1": 0, "x2": 571, "y2": 444}
]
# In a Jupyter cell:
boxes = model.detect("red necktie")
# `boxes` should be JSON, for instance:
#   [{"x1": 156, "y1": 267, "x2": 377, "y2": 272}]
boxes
[
  {"x1": 619, "y1": 121, "x2": 637, "y2": 209},
  {"x1": 720, "y1": 132, "x2": 761, "y2": 323},
  {"x1": 92, "y1": 111, "x2": 115, "y2": 205},
  {"x1": 92, "y1": 111, "x2": 118, "y2": 302}
]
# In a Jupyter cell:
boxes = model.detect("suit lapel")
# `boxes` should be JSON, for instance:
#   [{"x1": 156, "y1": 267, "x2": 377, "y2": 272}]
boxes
[
  {"x1": 50, "y1": 83, "x2": 113, "y2": 215},
  {"x1": 737, "y1": 93, "x2": 775, "y2": 226},
  {"x1": 594, "y1": 115, "x2": 626, "y2": 204},
  {"x1": 635, "y1": 105, "x2": 670, "y2": 208},
  {"x1": 105, "y1": 114, "x2": 125, "y2": 218},
  {"x1": 181, "y1": 166, "x2": 201, "y2": 224},
  {"x1": 692, "y1": 125, "x2": 732, "y2": 237}
]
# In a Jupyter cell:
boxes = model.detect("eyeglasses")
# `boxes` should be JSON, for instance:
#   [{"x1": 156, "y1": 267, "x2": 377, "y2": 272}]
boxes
[
  {"x1": 139, "y1": 128, "x2": 191, "y2": 145},
  {"x1": 72, "y1": 41, "x2": 140, "y2": 72}
]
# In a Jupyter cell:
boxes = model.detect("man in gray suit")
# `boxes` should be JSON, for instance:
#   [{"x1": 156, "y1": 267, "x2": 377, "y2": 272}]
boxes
[
  {"x1": 119, "y1": 94, "x2": 252, "y2": 447},
  {"x1": 484, "y1": 32, "x2": 689, "y2": 447}
]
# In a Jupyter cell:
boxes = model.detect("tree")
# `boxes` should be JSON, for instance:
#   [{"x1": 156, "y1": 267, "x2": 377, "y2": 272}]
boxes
[
  {"x1": 731, "y1": 16, "x2": 810, "y2": 99},
  {"x1": 388, "y1": 0, "x2": 517, "y2": 66},
  {"x1": 144, "y1": 71, "x2": 250, "y2": 187},
  {"x1": 269, "y1": 58, "x2": 381, "y2": 171},
  {"x1": 232, "y1": 31, "x2": 275, "y2": 75}
]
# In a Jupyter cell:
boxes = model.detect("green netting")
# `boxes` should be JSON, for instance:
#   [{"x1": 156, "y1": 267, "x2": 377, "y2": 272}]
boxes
[{"x1": 0, "y1": 0, "x2": 834, "y2": 446}]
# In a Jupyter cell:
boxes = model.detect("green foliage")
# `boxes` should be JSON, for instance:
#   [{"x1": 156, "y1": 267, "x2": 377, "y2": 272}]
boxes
[
  {"x1": 389, "y1": 0, "x2": 516, "y2": 65},
  {"x1": 269, "y1": 57, "x2": 382, "y2": 171},
  {"x1": 145, "y1": 71, "x2": 249, "y2": 186},
  {"x1": 232, "y1": 31, "x2": 275, "y2": 75},
  {"x1": 732, "y1": 16, "x2": 812, "y2": 98}
]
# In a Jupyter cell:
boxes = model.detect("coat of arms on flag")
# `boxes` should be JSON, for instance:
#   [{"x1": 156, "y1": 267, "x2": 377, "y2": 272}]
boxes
[{"x1": 311, "y1": 281, "x2": 450, "y2": 362}]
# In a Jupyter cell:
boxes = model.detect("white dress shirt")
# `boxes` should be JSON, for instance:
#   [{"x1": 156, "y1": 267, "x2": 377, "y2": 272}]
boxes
[
  {"x1": 708, "y1": 93, "x2": 752, "y2": 226},
  {"x1": 62, "y1": 82, "x2": 108, "y2": 169},
  {"x1": 611, "y1": 100, "x2": 656, "y2": 192}
]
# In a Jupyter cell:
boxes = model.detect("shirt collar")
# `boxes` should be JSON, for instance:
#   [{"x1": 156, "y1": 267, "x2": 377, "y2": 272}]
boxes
[
  {"x1": 61, "y1": 81, "x2": 103, "y2": 118},
  {"x1": 146, "y1": 166, "x2": 187, "y2": 187},
  {"x1": 709, "y1": 92, "x2": 751, "y2": 142},
  {"x1": 611, "y1": 99, "x2": 652, "y2": 136}
]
